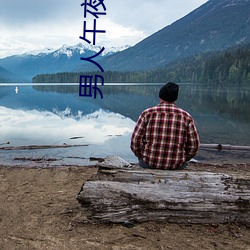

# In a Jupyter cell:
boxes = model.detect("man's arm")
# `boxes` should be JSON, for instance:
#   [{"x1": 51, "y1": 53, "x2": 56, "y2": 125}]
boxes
[
  {"x1": 185, "y1": 119, "x2": 200, "y2": 161},
  {"x1": 130, "y1": 114, "x2": 146, "y2": 158}
]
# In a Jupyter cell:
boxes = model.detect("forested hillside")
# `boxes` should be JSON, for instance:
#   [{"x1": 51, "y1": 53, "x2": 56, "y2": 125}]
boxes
[
  {"x1": 153, "y1": 43, "x2": 250, "y2": 84},
  {"x1": 33, "y1": 44, "x2": 250, "y2": 85}
]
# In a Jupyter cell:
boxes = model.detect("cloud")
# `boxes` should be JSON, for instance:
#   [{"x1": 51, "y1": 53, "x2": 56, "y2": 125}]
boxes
[
  {"x1": 0, "y1": 0, "x2": 208, "y2": 33},
  {"x1": 106, "y1": 0, "x2": 208, "y2": 34},
  {"x1": 0, "y1": 0, "x2": 77, "y2": 26}
]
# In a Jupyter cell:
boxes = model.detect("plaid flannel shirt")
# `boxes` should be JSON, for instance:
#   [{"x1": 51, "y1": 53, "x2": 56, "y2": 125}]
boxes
[{"x1": 130, "y1": 102, "x2": 200, "y2": 169}]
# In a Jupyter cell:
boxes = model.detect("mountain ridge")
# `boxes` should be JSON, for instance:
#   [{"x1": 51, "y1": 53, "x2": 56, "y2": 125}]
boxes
[
  {"x1": 75, "y1": 0, "x2": 250, "y2": 72},
  {"x1": 0, "y1": 44, "x2": 130, "y2": 82}
]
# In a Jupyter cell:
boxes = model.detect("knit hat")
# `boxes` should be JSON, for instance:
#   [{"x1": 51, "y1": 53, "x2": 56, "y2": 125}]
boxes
[{"x1": 159, "y1": 82, "x2": 179, "y2": 102}]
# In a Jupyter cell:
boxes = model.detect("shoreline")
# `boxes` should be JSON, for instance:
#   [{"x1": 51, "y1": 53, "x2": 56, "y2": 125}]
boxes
[
  {"x1": 1, "y1": 161, "x2": 250, "y2": 172},
  {"x1": 2, "y1": 146, "x2": 250, "y2": 168}
]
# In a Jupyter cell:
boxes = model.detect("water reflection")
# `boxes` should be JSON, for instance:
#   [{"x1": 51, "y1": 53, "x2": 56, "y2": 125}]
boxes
[
  {"x1": 33, "y1": 83, "x2": 250, "y2": 123},
  {"x1": 0, "y1": 106, "x2": 134, "y2": 145},
  {"x1": 0, "y1": 83, "x2": 250, "y2": 166},
  {"x1": 178, "y1": 84, "x2": 250, "y2": 123}
]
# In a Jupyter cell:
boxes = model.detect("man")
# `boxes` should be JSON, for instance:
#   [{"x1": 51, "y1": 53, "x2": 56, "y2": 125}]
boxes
[{"x1": 130, "y1": 82, "x2": 200, "y2": 170}]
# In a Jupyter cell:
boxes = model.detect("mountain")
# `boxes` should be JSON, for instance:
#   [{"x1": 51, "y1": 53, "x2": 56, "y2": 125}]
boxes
[
  {"x1": 0, "y1": 65, "x2": 27, "y2": 83},
  {"x1": 0, "y1": 44, "x2": 129, "y2": 82},
  {"x1": 1, "y1": 0, "x2": 249, "y2": 81},
  {"x1": 75, "y1": 0, "x2": 250, "y2": 72},
  {"x1": 0, "y1": 66, "x2": 12, "y2": 82}
]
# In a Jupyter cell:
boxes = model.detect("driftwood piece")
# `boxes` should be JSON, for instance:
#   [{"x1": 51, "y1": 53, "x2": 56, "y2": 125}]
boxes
[
  {"x1": 0, "y1": 144, "x2": 88, "y2": 151},
  {"x1": 200, "y1": 143, "x2": 250, "y2": 151},
  {"x1": 96, "y1": 155, "x2": 132, "y2": 168},
  {"x1": 77, "y1": 166, "x2": 250, "y2": 225}
]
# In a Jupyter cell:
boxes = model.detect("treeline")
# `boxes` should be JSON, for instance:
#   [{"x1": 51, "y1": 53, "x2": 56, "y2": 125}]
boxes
[
  {"x1": 32, "y1": 71, "x2": 152, "y2": 84},
  {"x1": 33, "y1": 43, "x2": 250, "y2": 85}
]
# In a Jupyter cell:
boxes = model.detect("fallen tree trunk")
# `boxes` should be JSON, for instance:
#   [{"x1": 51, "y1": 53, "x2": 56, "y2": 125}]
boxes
[
  {"x1": 200, "y1": 143, "x2": 250, "y2": 151},
  {"x1": 77, "y1": 165, "x2": 250, "y2": 225}
]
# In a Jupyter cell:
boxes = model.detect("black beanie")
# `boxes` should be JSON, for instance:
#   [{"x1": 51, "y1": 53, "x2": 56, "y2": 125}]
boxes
[{"x1": 159, "y1": 82, "x2": 179, "y2": 102}]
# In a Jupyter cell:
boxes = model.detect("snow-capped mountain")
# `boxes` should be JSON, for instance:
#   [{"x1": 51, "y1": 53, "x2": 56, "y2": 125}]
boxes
[
  {"x1": 52, "y1": 43, "x2": 130, "y2": 58},
  {"x1": 28, "y1": 43, "x2": 130, "y2": 58},
  {"x1": 0, "y1": 43, "x2": 130, "y2": 82}
]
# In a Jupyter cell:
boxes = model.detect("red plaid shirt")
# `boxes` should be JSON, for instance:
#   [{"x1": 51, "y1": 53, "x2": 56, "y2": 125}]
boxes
[{"x1": 130, "y1": 102, "x2": 200, "y2": 169}]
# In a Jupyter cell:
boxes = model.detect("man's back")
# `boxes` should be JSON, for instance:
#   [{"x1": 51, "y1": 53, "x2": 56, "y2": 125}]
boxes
[{"x1": 130, "y1": 82, "x2": 199, "y2": 170}]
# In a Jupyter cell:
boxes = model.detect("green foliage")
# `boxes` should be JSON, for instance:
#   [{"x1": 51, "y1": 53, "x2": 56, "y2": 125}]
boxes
[
  {"x1": 154, "y1": 43, "x2": 250, "y2": 85},
  {"x1": 32, "y1": 43, "x2": 250, "y2": 85}
]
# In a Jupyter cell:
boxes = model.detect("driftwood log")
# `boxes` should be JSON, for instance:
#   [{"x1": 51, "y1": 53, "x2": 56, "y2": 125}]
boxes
[
  {"x1": 200, "y1": 143, "x2": 250, "y2": 151},
  {"x1": 77, "y1": 157, "x2": 250, "y2": 225},
  {"x1": 0, "y1": 144, "x2": 88, "y2": 151}
]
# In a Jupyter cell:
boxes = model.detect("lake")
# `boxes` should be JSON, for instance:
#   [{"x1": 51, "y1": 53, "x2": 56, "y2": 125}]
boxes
[{"x1": 0, "y1": 83, "x2": 250, "y2": 167}]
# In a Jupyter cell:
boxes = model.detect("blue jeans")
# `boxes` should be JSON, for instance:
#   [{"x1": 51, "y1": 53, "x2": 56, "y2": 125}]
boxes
[{"x1": 138, "y1": 158, "x2": 188, "y2": 170}]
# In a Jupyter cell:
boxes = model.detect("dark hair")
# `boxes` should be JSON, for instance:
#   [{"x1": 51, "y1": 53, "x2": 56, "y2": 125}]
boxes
[{"x1": 159, "y1": 82, "x2": 179, "y2": 102}]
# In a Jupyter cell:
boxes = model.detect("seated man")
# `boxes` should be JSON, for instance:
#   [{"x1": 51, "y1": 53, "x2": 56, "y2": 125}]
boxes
[{"x1": 130, "y1": 82, "x2": 200, "y2": 170}]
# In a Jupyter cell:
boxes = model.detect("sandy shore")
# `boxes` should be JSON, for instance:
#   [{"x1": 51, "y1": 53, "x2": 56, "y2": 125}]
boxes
[{"x1": 0, "y1": 163, "x2": 249, "y2": 250}]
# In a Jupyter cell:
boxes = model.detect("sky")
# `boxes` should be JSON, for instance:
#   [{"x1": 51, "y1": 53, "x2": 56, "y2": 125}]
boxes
[{"x1": 0, "y1": 0, "x2": 208, "y2": 58}]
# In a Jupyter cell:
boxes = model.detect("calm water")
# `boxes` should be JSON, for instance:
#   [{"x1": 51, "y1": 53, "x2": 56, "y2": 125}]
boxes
[{"x1": 0, "y1": 83, "x2": 250, "y2": 166}]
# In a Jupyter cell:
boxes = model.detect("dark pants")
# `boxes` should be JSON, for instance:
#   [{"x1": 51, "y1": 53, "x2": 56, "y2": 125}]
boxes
[{"x1": 138, "y1": 158, "x2": 188, "y2": 170}]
